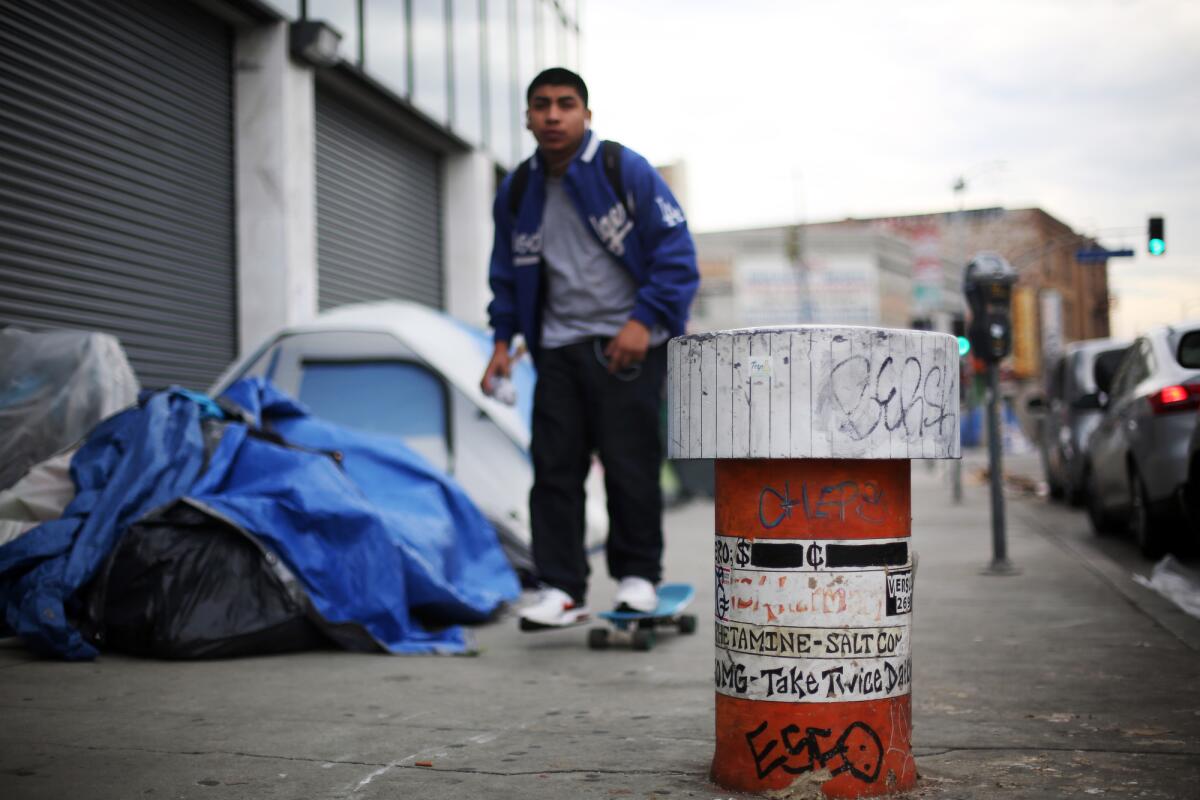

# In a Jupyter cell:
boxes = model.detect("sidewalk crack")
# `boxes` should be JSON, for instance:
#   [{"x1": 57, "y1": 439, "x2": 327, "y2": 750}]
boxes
[
  {"x1": 918, "y1": 744, "x2": 1200, "y2": 757},
  {"x1": 13, "y1": 740, "x2": 383, "y2": 767}
]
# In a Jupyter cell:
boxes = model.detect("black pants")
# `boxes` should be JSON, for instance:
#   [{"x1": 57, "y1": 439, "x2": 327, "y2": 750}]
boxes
[{"x1": 530, "y1": 339, "x2": 666, "y2": 603}]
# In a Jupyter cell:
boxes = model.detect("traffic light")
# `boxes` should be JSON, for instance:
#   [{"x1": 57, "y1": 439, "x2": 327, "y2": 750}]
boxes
[
  {"x1": 1148, "y1": 217, "x2": 1165, "y2": 256},
  {"x1": 951, "y1": 315, "x2": 970, "y2": 357}
]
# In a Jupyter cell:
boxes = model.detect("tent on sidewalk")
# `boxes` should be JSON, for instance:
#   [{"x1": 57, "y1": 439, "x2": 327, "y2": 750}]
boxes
[{"x1": 0, "y1": 378, "x2": 520, "y2": 660}]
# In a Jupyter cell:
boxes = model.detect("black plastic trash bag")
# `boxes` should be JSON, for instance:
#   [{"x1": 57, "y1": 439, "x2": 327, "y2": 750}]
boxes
[{"x1": 82, "y1": 502, "x2": 330, "y2": 659}]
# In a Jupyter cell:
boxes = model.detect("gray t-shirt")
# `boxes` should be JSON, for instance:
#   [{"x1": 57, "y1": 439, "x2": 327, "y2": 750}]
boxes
[{"x1": 540, "y1": 175, "x2": 668, "y2": 350}]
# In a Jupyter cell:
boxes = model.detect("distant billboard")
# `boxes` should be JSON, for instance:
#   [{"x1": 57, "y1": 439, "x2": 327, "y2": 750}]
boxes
[
  {"x1": 733, "y1": 252, "x2": 809, "y2": 326},
  {"x1": 806, "y1": 253, "x2": 879, "y2": 325},
  {"x1": 879, "y1": 218, "x2": 943, "y2": 314}
]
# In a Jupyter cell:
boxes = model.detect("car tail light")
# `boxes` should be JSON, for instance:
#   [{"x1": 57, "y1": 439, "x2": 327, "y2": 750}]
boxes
[{"x1": 1148, "y1": 383, "x2": 1200, "y2": 414}]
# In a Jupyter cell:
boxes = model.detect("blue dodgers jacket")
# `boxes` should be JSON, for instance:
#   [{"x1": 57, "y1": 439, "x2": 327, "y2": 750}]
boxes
[{"x1": 486, "y1": 130, "x2": 699, "y2": 361}]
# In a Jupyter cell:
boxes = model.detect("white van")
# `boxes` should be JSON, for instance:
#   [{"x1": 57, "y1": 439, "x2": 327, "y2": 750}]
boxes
[{"x1": 210, "y1": 301, "x2": 609, "y2": 581}]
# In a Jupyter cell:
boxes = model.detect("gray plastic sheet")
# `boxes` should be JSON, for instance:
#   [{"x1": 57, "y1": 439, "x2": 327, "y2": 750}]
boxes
[{"x1": 0, "y1": 328, "x2": 139, "y2": 491}]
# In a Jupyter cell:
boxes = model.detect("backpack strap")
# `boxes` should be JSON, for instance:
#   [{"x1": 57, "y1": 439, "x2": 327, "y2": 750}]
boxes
[
  {"x1": 601, "y1": 139, "x2": 630, "y2": 216},
  {"x1": 507, "y1": 158, "x2": 533, "y2": 219}
]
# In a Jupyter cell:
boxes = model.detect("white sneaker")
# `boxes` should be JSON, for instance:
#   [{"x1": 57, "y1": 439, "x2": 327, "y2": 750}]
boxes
[
  {"x1": 518, "y1": 587, "x2": 590, "y2": 631},
  {"x1": 614, "y1": 576, "x2": 658, "y2": 613}
]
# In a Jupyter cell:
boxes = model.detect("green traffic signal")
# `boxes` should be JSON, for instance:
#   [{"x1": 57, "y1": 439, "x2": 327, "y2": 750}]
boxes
[
  {"x1": 957, "y1": 335, "x2": 971, "y2": 357},
  {"x1": 1148, "y1": 217, "x2": 1165, "y2": 256}
]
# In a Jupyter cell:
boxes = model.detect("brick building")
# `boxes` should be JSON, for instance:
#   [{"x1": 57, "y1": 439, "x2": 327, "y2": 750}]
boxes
[{"x1": 851, "y1": 207, "x2": 1111, "y2": 378}]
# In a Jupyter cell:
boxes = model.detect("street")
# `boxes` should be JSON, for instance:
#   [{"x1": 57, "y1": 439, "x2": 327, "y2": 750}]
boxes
[{"x1": 2, "y1": 453, "x2": 1197, "y2": 799}]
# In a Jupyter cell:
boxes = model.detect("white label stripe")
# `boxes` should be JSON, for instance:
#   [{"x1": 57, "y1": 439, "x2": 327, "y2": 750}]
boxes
[
  {"x1": 716, "y1": 621, "x2": 908, "y2": 660},
  {"x1": 718, "y1": 567, "x2": 911, "y2": 626},
  {"x1": 715, "y1": 652, "x2": 913, "y2": 703}
]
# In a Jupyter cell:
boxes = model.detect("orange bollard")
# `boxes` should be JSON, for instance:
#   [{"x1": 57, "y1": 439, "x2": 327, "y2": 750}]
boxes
[{"x1": 668, "y1": 326, "x2": 959, "y2": 797}]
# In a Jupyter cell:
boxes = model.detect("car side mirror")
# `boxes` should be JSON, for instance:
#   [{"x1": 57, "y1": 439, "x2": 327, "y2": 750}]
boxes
[
  {"x1": 1071, "y1": 393, "x2": 1102, "y2": 411},
  {"x1": 1178, "y1": 330, "x2": 1200, "y2": 369},
  {"x1": 1092, "y1": 348, "x2": 1128, "y2": 395}
]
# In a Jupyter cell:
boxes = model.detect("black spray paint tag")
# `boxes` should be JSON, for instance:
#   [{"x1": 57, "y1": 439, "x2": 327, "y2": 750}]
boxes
[{"x1": 750, "y1": 540, "x2": 908, "y2": 570}]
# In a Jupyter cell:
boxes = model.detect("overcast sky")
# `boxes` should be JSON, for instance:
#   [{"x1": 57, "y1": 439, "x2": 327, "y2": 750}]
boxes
[{"x1": 580, "y1": 0, "x2": 1199, "y2": 338}]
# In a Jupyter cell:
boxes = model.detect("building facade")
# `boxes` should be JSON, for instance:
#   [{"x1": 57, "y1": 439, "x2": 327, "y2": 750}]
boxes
[
  {"x1": 857, "y1": 207, "x2": 1112, "y2": 378},
  {"x1": 690, "y1": 224, "x2": 919, "y2": 333},
  {"x1": 0, "y1": 0, "x2": 580, "y2": 389},
  {"x1": 692, "y1": 208, "x2": 1111, "y2": 382}
]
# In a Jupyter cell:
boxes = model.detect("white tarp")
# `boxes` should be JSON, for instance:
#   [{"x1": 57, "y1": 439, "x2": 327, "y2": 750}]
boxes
[
  {"x1": 0, "y1": 449, "x2": 76, "y2": 546},
  {"x1": 1134, "y1": 556, "x2": 1200, "y2": 619}
]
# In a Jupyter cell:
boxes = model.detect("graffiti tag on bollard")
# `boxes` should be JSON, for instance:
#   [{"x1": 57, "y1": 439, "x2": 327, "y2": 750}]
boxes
[
  {"x1": 757, "y1": 479, "x2": 887, "y2": 529},
  {"x1": 746, "y1": 719, "x2": 884, "y2": 783}
]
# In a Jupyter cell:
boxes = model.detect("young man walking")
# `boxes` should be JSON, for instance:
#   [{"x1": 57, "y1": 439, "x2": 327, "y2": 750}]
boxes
[{"x1": 480, "y1": 68, "x2": 699, "y2": 629}]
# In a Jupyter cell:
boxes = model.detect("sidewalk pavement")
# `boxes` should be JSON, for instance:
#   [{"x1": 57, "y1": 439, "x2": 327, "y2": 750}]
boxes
[{"x1": 2, "y1": 456, "x2": 1198, "y2": 799}]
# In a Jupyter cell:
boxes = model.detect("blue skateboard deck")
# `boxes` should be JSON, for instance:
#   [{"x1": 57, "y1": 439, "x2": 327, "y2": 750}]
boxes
[{"x1": 590, "y1": 583, "x2": 697, "y2": 651}]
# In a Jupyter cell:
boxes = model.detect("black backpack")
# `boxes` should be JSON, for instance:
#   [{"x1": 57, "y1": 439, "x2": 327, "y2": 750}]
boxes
[{"x1": 507, "y1": 139, "x2": 629, "y2": 220}]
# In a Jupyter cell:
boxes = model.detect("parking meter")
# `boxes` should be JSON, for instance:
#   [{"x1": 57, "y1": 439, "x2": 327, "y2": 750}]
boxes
[
  {"x1": 963, "y1": 251, "x2": 1019, "y2": 574},
  {"x1": 963, "y1": 252, "x2": 1018, "y2": 364}
]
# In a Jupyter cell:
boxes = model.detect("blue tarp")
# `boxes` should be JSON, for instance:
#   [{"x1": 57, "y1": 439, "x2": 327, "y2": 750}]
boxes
[{"x1": 0, "y1": 378, "x2": 520, "y2": 659}]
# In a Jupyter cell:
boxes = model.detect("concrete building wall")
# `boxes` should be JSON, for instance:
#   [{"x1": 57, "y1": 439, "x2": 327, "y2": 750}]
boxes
[
  {"x1": 229, "y1": 1, "x2": 587, "y2": 350},
  {"x1": 234, "y1": 21, "x2": 318, "y2": 355},
  {"x1": 442, "y1": 151, "x2": 498, "y2": 327}
]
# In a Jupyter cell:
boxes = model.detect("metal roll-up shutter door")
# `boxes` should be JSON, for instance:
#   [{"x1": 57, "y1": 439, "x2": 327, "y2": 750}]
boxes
[
  {"x1": 315, "y1": 88, "x2": 443, "y2": 310},
  {"x1": 0, "y1": 0, "x2": 235, "y2": 390}
]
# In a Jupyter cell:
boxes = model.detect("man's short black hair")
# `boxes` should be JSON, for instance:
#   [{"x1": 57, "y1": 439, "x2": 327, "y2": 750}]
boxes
[{"x1": 526, "y1": 67, "x2": 588, "y2": 107}]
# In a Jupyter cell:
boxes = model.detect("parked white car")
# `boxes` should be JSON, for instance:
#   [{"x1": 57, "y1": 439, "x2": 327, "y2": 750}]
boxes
[{"x1": 210, "y1": 301, "x2": 609, "y2": 581}]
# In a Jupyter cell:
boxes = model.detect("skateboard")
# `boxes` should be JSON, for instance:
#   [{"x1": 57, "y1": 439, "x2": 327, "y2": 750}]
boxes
[{"x1": 588, "y1": 583, "x2": 697, "y2": 651}]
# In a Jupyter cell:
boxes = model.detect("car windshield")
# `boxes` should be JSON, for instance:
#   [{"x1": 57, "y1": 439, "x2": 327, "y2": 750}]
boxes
[{"x1": 298, "y1": 360, "x2": 449, "y2": 468}]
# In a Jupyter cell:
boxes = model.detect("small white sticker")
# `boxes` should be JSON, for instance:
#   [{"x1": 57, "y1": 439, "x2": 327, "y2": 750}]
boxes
[{"x1": 749, "y1": 356, "x2": 772, "y2": 380}]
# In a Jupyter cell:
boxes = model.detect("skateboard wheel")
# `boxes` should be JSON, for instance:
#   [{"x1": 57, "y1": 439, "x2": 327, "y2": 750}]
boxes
[
  {"x1": 632, "y1": 629, "x2": 655, "y2": 651},
  {"x1": 587, "y1": 628, "x2": 610, "y2": 650},
  {"x1": 678, "y1": 614, "x2": 697, "y2": 635}
]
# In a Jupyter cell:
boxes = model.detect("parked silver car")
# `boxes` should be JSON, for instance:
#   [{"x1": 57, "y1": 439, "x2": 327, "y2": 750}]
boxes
[
  {"x1": 1084, "y1": 322, "x2": 1200, "y2": 555},
  {"x1": 1034, "y1": 337, "x2": 1130, "y2": 504},
  {"x1": 1182, "y1": 331, "x2": 1200, "y2": 534},
  {"x1": 1186, "y1": 406, "x2": 1200, "y2": 533}
]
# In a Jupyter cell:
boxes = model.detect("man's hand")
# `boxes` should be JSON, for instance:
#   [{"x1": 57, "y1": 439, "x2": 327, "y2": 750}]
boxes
[
  {"x1": 481, "y1": 342, "x2": 512, "y2": 395},
  {"x1": 604, "y1": 319, "x2": 650, "y2": 374}
]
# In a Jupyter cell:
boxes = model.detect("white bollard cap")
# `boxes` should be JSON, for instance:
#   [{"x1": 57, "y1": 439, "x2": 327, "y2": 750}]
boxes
[{"x1": 667, "y1": 326, "x2": 961, "y2": 460}]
